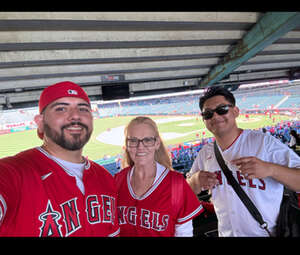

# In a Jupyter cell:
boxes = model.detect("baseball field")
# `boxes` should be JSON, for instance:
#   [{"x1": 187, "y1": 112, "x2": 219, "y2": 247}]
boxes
[{"x1": 0, "y1": 113, "x2": 293, "y2": 161}]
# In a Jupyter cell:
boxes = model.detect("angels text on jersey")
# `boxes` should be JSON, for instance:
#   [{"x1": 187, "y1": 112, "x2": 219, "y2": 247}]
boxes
[
  {"x1": 39, "y1": 195, "x2": 116, "y2": 237},
  {"x1": 117, "y1": 206, "x2": 169, "y2": 232},
  {"x1": 214, "y1": 170, "x2": 266, "y2": 190}
]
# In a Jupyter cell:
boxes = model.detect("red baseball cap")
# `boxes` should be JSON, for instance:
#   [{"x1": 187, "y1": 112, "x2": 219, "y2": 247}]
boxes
[
  {"x1": 37, "y1": 81, "x2": 91, "y2": 139},
  {"x1": 39, "y1": 81, "x2": 90, "y2": 114}
]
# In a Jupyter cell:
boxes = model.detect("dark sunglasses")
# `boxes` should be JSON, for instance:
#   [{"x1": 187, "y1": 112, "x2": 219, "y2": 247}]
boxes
[{"x1": 201, "y1": 104, "x2": 233, "y2": 120}]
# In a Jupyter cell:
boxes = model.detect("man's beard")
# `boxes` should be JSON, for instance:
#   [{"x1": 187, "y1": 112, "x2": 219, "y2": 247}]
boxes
[{"x1": 43, "y1": 121, "x2": 92, "y2": 151}]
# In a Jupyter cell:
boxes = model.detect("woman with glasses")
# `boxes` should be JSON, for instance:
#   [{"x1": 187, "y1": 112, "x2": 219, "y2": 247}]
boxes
[
  {"x1": 114, "y1": 116, "x2": 203, "y2": 237},
  {"x1": 187, "y1": 86, "x2": 300, "y2": 237}
]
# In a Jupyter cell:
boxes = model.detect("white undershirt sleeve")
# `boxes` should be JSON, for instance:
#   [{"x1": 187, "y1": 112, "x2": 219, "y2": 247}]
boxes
[{"x1": 174, "y1": 219, "x2": 193, "y2": 237}]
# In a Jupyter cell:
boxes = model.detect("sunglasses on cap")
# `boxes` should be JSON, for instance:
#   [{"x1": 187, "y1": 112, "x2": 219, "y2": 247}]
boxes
[{"x1": 201, "y1": 104, "x2": 233, "y2": 120}]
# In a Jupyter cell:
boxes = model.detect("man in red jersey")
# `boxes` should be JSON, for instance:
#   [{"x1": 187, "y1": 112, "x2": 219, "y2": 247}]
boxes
[{"x1": 0, "y1": 81, "x2": 119, "y2": 237}]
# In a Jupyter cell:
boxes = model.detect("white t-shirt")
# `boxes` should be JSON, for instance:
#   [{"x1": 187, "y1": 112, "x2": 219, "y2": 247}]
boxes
[
  {"x1": 49, "y1": 155, "x2": 86, "y2": 194},
  {"x1": 289, "y1": 135, "x2": 296, "y2": 148},
  {"x1": 189, "y1": 129, "x2": 300, "y2": 237}
]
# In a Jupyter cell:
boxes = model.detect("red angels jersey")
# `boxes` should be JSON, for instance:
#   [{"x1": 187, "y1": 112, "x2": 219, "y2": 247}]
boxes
[
  {"x1": 0, "y1": 147, "x2": 119, "y2": 237},
  {"x1": 114, "y1": 165, "x2": 203, "y2": 237}
]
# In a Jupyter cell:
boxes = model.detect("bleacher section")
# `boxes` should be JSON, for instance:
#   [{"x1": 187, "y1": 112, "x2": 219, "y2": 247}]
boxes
[
  {"x1": 1, "y1": 82, "x2": 299, "y2": 129},
  {"x1": 0, "y1": 108, "x2": 38, "y2": 134},
  {"x1": 236, "y1": 94, "x2": 285, "y2": 110},
  {"x1": 280, "y1": 95, "x2": 300, "y2": 108},
  {"x1": 95, "y1": 157, "x2": 121, "y2": 176},
  {"x1": 97, "y1": 83, "x2": 300, "y2": 118},
  {"x1": 97, "y1": 95, "x2": 200, "y2": 118}
]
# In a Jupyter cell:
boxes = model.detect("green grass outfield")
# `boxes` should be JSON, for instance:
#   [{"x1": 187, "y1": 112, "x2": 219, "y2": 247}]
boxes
[{"x1": 0, "y1": 114, "x2": 292, "y2": 161}]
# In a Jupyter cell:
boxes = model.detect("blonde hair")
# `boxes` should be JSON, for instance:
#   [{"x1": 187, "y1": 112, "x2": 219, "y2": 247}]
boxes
[{"x1": 121, "y1": 116, "x2": 173, "y2": 170}]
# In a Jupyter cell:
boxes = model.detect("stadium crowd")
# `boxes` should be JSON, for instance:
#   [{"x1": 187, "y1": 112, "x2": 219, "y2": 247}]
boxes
[
  {"x1": 104, "y1": 120, "x2": 300, "y2": 177},
  {"x1": 169, "y1": 120, "x2": 300, "y2": 175}
]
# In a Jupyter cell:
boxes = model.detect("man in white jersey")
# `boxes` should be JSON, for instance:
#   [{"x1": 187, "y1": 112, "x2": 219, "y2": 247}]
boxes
[{"x1": 187, "y1": 86, "x2": 300, "y2": 237}]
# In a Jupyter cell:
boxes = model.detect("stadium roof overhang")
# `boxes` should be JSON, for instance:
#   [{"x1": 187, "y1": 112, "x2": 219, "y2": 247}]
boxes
[
  {"x1": 199, "y1": 12, "x2": 300, "y2": 87},
  {"x1": 0, "y1": 12, "x2": 300, "y2": 106}
]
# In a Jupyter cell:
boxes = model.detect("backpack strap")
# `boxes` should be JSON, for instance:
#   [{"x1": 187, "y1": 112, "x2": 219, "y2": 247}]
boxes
[{"x1": 213, "y1": 141, "x2": 272, "y2": 237}]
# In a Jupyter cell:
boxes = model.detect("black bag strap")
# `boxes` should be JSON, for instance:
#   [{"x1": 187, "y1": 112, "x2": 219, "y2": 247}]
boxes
[{"x1": 213, "y1": 141, "x2": 272, "y2": 237}]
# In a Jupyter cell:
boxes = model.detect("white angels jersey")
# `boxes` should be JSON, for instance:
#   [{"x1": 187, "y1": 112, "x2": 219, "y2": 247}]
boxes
[
  {"x1": 115, "y1": 163, "x2": 203, "y2": 237},
  {"x1": 189, "y1": 129, "x2": 300, "y2": 237}
]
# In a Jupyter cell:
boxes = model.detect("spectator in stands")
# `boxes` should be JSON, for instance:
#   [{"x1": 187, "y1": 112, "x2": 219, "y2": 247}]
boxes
[
  {"x1": 114, "y1": 116, "x2": 203, "y2": 236},
  {"x1": 115, "y1": 154, "x2": 122, "y2": 172},
  {"x1": 289, "y1": 129, "x2": 300, "y2": 151},
  {"x1": 0, "y1": 81, "x2": 119, "y2": 237},
  {"x1": 186, "y1": 86, "x2": 300, "y2": 237},
  {"x1": 261, "y1": 127, "x2": 270, "y2": 135}
]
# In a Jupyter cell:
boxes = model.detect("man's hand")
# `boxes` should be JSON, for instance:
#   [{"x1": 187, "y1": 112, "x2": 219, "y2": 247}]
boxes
[
  {"x1": 187, "y1": 171, "x2": 219, "y2": 194},
  {"x1": 231, "y1": 156, "x2": 274, "y2": 180}
]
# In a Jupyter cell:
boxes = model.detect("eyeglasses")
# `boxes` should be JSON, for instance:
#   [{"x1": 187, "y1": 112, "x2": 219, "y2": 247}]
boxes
[
  {"x1": 201, "y1": 104, "x2": 233, "y2": 120},
  {"x1": 126, "y1": 137, "x2": 157, "y2": 147}
]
